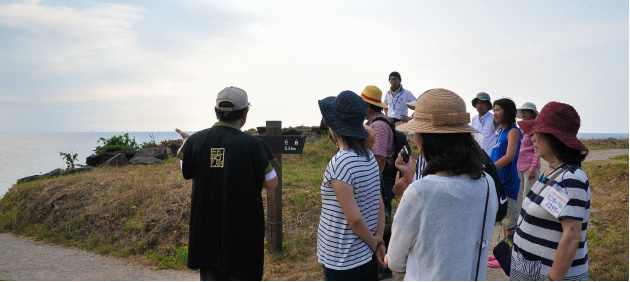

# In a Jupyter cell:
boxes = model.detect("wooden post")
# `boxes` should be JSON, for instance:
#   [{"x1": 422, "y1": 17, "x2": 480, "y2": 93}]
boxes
[{"x1": 266, "y1": 121, "x2": 283, "y2": 252}]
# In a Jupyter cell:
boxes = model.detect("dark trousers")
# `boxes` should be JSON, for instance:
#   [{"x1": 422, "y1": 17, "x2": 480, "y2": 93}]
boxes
[
  {"x1": 200, "y1": 266, "x2": 241, "y2": 281},
  {"x1": 322, "y1": 258, "x2": 378, "y2": 281},
  {"x1": 381, "y1": 175, "x2": 395, "y2": 220}
]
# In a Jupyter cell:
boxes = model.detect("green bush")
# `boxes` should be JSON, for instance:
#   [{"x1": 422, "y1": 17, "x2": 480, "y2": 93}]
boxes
[
  {"x1": 59, "y1": 151, "x2": 81, "y2": 170},
  {"x1": 95, "y1": 133, "x2": 136, "y2": 154}
]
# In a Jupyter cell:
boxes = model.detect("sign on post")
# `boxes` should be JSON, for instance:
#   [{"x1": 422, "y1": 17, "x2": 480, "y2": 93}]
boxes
[{"x1": 255, "y1": 121, "x2": 306, "y2": 253}]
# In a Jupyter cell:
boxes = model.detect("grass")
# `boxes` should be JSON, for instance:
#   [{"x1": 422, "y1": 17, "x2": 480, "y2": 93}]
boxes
[
  {"x1": 0, "y1": 136, "x2": 627, "y2": 280},
  {"x1": 580, "y1": 137, "x2": 628, "y2": 150},
  {"x1": 582, "y1": 154, "x2": 629, "y2": 281}
]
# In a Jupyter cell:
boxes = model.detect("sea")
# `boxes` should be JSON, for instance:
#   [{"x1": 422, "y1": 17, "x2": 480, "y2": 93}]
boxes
[{"x1": 0, "y1": 131, "x2": 628, "y2": 198}]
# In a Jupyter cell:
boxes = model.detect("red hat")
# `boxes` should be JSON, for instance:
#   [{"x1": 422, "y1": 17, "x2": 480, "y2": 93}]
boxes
[{"x1": 518, "y1": 101, "x2": 587, "y2": 151}]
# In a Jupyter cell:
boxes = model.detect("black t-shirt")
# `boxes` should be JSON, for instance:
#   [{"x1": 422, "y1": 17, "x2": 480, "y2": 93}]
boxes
[{"x1": 181, "y1": 122, "x2": 275, "y2": 280}]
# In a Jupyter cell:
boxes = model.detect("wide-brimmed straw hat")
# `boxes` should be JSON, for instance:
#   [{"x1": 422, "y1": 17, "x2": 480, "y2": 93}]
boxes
[
  {"x1": 360, "y1": 85, "x2": 388, "y2": 108},
  {"x1": 396, "y1": 88, "x2": 479, "y2": 134},
  {"x1": 518, "y1": 101, "x2": 587, "y2": 151},
  {"x1": 516, "y1": 102, "x2": 539, "y2": 118},
  {"x1": 318, "y1": 90, "x2": 369, "y2": 139}
]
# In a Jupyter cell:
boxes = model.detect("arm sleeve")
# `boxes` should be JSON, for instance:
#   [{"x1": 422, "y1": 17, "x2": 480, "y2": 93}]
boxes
[
  {"x1": 387, "y1": 184, "x2": 422, "y2": 272},
  {"x1": 180, "y1": 139, "x2": 195, "y2": 180},
  {"x1": 370, "y1": 121, "x2": 393, "y2": 158},
  {"x1": 557, "y1": 169, "x2": 590, "y2": 220}
]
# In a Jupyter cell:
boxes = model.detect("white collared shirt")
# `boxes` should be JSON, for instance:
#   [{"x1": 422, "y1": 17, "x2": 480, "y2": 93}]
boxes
[{"x1": 471, "y1": 112, "x2": 497, "y2": 155}]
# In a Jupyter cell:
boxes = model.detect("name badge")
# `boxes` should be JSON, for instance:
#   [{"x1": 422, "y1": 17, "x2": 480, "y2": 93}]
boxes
[
  {"x1": 541, "y1": 188, "x2": 569, "y2": 218},
  {"x1": 475, "y1": 134, "x2": 484, "y2": 145}
]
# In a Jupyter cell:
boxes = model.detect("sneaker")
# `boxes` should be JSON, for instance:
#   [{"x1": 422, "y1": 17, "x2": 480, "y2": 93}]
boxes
[
  {"x1": 488, "y1": 254, "x2": 496, "y2": 261},
  {"x1": 488, "y1": 260, "x2": 501, "y2": 268}
]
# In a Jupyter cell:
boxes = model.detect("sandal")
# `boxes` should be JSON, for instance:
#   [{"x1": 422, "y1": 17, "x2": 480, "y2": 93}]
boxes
[
  {"x1": 488, "y1": 254, "x2": 496, "y2": 261},
  {"x1": 487, "y1": 260, "x2": 501, "y2": 268}
]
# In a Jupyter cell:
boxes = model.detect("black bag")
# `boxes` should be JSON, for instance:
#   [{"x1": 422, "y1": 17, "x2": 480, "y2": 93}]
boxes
[
  {"x1": 492, "y1": 234, "x2": 514, "y2": 276},
  {"x1": 371, "y1": 117, "x2": 410, "y2": 177},
  {"x1": 480, "y1": 149, "x2": 508, "y2": 222}
]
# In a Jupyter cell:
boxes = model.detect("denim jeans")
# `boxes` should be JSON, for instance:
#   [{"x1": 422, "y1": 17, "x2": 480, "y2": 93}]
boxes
[{"x1": 322, "y1": 258, "x2": 378, "y2": 281}]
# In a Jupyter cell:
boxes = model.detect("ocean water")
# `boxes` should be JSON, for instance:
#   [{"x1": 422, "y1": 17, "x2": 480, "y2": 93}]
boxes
[
  {"x1": 0, "y1": 131, "x2": 628, "y2": 198},
  {"x1": 0, "y1": 131, "x2": 190, "y2": 198}
]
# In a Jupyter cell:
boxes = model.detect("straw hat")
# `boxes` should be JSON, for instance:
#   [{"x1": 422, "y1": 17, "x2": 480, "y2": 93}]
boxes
[
  {"x1": 516, "y1": 102, "x2": 539, "y2": 118},
  {"x1": 396, "y1": 88, "x2": 479, "y2": 134},
  {"x1": 518, "y1": 101, "x2": 587, "y2": 151},
  {"x1": 318, "y1": 90, "x2": 369, "y2": 139},
  {"x1": 360, "y1": 85, "x2": 388, "y2": 108}
]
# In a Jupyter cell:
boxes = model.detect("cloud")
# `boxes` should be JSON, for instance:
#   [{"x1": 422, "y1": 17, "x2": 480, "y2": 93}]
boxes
[{"x1": 0, "y1": 0, "x2": 145, "y2": 59}]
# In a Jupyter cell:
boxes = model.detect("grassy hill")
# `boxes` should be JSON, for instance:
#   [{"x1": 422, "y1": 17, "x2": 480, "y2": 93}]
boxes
[{"x1": 0, "y1": 135, "x2": 627, "y2": 280}]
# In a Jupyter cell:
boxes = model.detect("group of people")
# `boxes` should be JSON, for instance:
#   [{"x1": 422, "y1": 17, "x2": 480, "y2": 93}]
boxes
[{"x1": 176, "y1": 71, "x2": 591, "y2": 281}]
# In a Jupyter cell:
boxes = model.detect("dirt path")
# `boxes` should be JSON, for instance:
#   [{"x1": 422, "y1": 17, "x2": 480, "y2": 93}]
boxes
[
  {"x1": 0, "y1": 234, "x2": 198, "y2": 281},
  {"x1": 1, "y1": 149, "x2": 626, "y2": 281}
]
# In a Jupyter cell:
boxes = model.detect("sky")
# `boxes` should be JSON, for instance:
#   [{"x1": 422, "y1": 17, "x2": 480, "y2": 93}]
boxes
[{"x1": 0, "y1": 0, "x2": 627, "y2": 133}]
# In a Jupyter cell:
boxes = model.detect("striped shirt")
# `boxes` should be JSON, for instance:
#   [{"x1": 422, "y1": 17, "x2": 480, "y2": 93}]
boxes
[
  {"x1": 367, "y1": 112, "x2": 394, "y2": 164},
  {"x1": 511, "y1": 166, "x2": 590, "y2": 281},
  {"x1": 317, "y1": 149, "x2": 381, "y2": 270}
]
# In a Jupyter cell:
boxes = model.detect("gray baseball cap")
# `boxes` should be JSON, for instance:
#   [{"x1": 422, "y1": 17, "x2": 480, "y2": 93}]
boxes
[
  {"x1": 216, "y1": 86, "x2": 249, "y2": 111},
  {"x1": 471, "y1": 92, "x2": 491, "y2": 107}
]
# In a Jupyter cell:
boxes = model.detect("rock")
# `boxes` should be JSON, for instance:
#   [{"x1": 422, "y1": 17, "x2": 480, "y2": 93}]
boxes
[
  {"x1": 62, "y1": 167, "x2": 94, "y2": 175},
  {"x1": 17, "y1": 175, "x2": 41, "y2": 184},
  {"x1": 170, "y1": 143, "x2": 180, "y2": 157},
  {"x1": 130, "y1": 156, "x2": 163, "y2": 165},
  {"x1": 98, "y1": 153, "x2": 129, "y2": 168},
  {"x1": 304, "y1": 132, "x2": 321, "y2": 142},
  {"x1": 42, "y1": 169, "x2": 62, "y2": 179},
  {"x1": 133, "y1": 148, "x2": 168, "y2": 160},
  {"x1": 86, "y1": 153, "x2": 117, "y2": 167}
]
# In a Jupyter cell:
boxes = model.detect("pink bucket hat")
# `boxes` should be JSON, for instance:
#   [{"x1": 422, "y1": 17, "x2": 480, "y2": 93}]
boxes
[{"x1": 518, "y1": 101, "x2": 587, "y2": 151}]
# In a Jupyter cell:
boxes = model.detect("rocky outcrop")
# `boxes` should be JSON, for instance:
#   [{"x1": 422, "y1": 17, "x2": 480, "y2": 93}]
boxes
[
  {"x1": 99, "y1": 153, "x2": 129, "y2": 168},
  {"x1": 130, "y1": 157, "x2": 163, "y2": 165},
  {"x1": 133, "y1": 148, "x2": 168, "y2": 160},
  {"x1": 16, "y1": 167, "x2": 93, "y2": 184},
  {"x1": 170, "y1": 143, "x2": 181, "y2": 157}
]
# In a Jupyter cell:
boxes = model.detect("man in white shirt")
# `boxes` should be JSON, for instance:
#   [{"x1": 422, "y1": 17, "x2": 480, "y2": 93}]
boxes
[
  {"x1": 471, "y1": 92, "x2": 497, "y2": 155},
  {"x1": 384, "y1": 71, "x2": 416, "y2": 123}
]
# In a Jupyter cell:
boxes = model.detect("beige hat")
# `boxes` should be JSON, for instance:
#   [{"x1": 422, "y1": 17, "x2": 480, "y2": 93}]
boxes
[{"x1": 396, "y1": 88, "x2": 479, "y2": 134}]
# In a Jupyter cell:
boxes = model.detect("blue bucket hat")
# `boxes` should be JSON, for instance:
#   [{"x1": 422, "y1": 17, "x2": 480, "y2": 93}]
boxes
[{"x1": 318, "y1": 91, "x2": 369, "y2": 139}]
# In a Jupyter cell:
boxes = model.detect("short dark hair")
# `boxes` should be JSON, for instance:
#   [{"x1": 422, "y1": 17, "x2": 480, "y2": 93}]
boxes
[
  {"x1": 389, "y1": 71, "x2": 401, "y2": 80},
  {"x1": 538, "y1": 133, "x2": 588, "y2": 165},
  {"x1": 420, "y1": 133, "x2": 482, "y2": 179},
  {"x1": 493, "y1": 98, "x2": 517, "y2": 126},
  {"x1": 521, "y1": 109, "x2": 538, "y2": 119},
  {"x1": 367, "y1": 102, "x2": 383, "y2": 113},
  {"x1": 215, "y1": 101, "x2": 246, "y2": 122}
]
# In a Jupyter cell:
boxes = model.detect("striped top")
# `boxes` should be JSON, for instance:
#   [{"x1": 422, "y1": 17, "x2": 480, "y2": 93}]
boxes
[
  {"x1": 511, "y1": 166, "x2": 590, "y2": 281},
  {"x1": 317, "y1": 149, "x2": 381, "y2": 270}
]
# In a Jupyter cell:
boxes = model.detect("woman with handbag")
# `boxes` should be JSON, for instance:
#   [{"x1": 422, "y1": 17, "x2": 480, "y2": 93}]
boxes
[
  {"x1": 384, "y1": 88, "x2": 498, "y2": 280},
  {"x1": 510, "y1": 102, "x2": 590, "y2": 281},
  {"x1": 316, "y1": 91, "x2": 387, "y2": 280}
]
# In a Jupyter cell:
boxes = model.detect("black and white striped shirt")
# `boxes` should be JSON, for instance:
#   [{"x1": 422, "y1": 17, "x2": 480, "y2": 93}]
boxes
[
  {"x1": 511, "y1": 166, "x2": 590, "y2": 281},
  {"x1": 317, "y1": 149, "x2": 381, "y2": 270}
]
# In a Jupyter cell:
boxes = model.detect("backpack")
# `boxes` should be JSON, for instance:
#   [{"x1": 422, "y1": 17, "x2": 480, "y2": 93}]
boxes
[
  {"x1": 371, "y1": 117, "x2": 411, "y2": 177},
  {"x1": 480, "y1": 149, "x2": 508, "y2": 222}
]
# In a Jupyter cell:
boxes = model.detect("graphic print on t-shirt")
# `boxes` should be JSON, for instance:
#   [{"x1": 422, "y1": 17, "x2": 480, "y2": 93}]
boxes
[{"x1": 211, "y1": 148, "x2": 225, "y2": 168}]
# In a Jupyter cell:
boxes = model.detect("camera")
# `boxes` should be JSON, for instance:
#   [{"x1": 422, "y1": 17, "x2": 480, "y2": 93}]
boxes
[{"x1": 400, "y1": 144, "x2": 411, "y2": 163}]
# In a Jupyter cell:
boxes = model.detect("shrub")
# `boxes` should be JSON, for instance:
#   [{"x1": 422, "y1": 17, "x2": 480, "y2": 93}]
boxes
[
  {"x1": 95, "y1": 133, "x2": 136, "y2": 154},
  {"x1": 59, "y1": 151, "x2": 81, "y2": 170}
]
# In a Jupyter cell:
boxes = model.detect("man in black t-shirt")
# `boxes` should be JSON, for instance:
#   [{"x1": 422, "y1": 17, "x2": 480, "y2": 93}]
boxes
[{"x1": 178, "y1": 86, "x2": 278, "y2": 281}]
